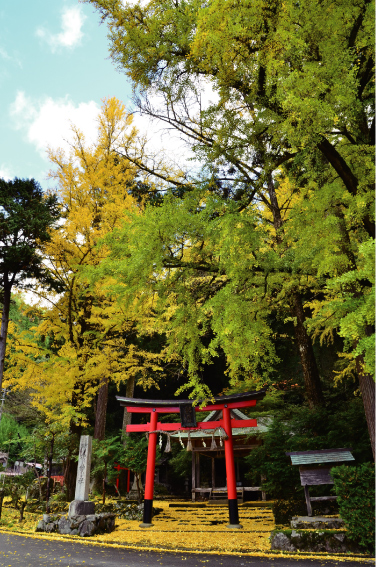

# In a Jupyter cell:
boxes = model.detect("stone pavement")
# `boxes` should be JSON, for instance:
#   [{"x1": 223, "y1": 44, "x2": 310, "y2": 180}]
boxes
[{"x1": 0, "y1": 532, "x2": 373, "y2": 567}]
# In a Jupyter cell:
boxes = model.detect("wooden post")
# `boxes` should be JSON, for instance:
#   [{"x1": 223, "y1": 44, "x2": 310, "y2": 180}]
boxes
[
  {"x1": 115, "y1": 464, "x2": 121, "y2": 490},
  {"x1": 304, "y1": 485, "x2": 313, "y2": 516},
  {"x1": 261, "y1": 474, "x2": 266, "y2": 501},
  {"x1": 191, "y1": 452, "x2": 196, "y2": 502},
  {"x1": 196, "y1": 452, "x2": 200, "y2": 492},
  {"x1": 223, "y1": 406, "x2": 242, "y2": 528},
  {"x1": 141, "y1": 409, "x2": 158, "y2": 527},
  {"x1": 211, "y1": 458, "x2": 215, "y2": 490}
]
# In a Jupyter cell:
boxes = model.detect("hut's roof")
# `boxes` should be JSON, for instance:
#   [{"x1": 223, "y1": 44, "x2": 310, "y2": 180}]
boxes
[
  {"x1": 171, "y1": 411, "x2": 271, "y2": 438},
  {"x1": 286, "y1": 448, "x2": 355, "y2": 466}
]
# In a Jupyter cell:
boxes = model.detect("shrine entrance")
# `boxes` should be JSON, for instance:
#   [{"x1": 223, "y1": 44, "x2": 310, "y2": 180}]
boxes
[
  {"x1": 173, "y1": 407, "x2": 268, "y2": 502},
  {"x1": 117, "y1": 388, "x2": 266, "y2": 528}
]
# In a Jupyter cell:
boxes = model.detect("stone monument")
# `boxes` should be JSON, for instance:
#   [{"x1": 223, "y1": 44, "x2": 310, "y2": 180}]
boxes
[
  {"x1": 68, "y1": 435, "x2": 95, "y2": 518},
  {"x1": 36, "y1": 434, "x2": 116, "y2": 537}
]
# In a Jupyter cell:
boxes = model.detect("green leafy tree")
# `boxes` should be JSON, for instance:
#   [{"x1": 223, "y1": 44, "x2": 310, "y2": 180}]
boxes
[
  {"x1": 0, "y1": 413, "x2": 28, "y2": 464},
  {"x1": 122, "y1": 434, "x2": 152, "y2": 503},
  {"x1": 87, "y1": 0, "x2": 375, "y2": 453},
  {"x1": 0, "y1": 178, "x2": 60, "y2": 393},
  {"x1": 91, "y1": 435, "x2": 124, "y2": 503}
]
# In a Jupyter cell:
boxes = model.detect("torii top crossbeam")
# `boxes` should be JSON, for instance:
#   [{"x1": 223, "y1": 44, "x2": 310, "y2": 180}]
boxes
[
  {"x1": 117, "y1": 389, "x2": 266, "y2": 408},
  {"x1": 117, "y1": 388, "x2": 267, "y2": 528}
]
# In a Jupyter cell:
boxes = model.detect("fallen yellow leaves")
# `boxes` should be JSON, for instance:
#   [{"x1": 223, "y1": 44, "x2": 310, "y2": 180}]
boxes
[
  {"x1": 0, "y1": 507, "x2": 38, "y2": 532},
  {"x1": 0, "y1": 500, "x2": 373, "y2": 563}
]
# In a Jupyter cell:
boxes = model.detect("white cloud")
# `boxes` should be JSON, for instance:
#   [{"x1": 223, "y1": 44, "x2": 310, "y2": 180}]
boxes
[
  {"x1": 127, "y1": 79, "x2": 219, "y2": 175},
  {"x1": 0, "y1": 47, "x2": 22, "y2": 67},
  {"x1": 0, "y1": 164, "x2": 13, "y2": 181},
  {"x1": 36, "y1": 6, "x2": 86, "y2": 53},
  {"x1": 10, "y1": 91, "x2": 100, "y2": 158}
]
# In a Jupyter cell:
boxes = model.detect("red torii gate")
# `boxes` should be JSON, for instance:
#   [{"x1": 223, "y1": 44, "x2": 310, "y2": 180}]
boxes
[
  {"x1": 117, "y1": 388, "x2": 266, "y2": 528},
  {"x1": 114, "y1": 463, "x2": 130, "y2": 492}
]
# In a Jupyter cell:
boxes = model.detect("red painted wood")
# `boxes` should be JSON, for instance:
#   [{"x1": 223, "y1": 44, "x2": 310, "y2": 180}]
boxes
[
  {"x1": 231, "y1": 418, "x2": 257, "y2": 428},
  {"x1": 199, "y1": 400, "x2": 257, "y2": 411},
  {"x1": 222, "y1": 406, "x2": 237, "y2": 501},
  {"x1": 114, "y1": 464, "x2": 120, "y2": 489},
  {"x1": 144, "y1": 410, "x2": 158, "y2": 500},
  {"x1": 127, "y1": 421, "x2": 219, "y2": 432},
  {"x1": 114, "y1": 464, "x2": 130, "y2": 490},
  {"x1": 114, "y1": 464, "x2": 129, "y2": 470},
  {"x1": 51, "y1": 475, "x2": 64, "y2": 487}
]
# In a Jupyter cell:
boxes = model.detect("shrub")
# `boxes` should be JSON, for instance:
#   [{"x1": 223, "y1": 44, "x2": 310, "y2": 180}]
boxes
[
  {"x1": 245, "y1": 417, "x2": 302, "y2": 499},
  {"x1": 272, "y1": 498, "x2": 307, "y2": 525},
  {"x1": 331, "y1": 463, "x2": 375, "y2": 553}
]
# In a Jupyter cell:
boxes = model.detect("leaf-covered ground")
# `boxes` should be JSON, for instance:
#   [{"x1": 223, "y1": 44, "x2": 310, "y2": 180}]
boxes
[
  {"x1": 95, "y1": 501, "x2": 275, "y2": 553},
  {"x1": 0, "y1": 501, "x2": 373, "y2": 562}
]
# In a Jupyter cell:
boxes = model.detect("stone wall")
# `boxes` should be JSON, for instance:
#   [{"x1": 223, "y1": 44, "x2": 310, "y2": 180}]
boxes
[
  {"x1": 270, "y1": 529, "x2": 362, "y2": 554},
  {"x1": 36, "y1": 513, "x2": 116, "y2": 537}
]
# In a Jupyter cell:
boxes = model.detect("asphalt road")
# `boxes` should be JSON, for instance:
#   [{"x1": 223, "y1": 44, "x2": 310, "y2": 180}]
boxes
[{"x1": 0, "y1": 532, "x2": 372, "y2": 567}]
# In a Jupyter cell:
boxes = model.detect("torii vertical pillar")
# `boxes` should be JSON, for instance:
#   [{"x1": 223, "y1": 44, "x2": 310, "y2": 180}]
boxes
[
  {"x1": 223, "y1": 405, "x2": 242, "y2": 528},
  {"x1": 140, "y1": 409, "x2": 158, "y2": 527}
]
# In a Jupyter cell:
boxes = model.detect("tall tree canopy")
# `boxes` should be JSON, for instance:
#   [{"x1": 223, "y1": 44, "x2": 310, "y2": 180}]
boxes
[
  {"x1": 87, "y1": 0, "x2": 375, "y2": 454},
  {"x1": 5, "y1": 99, "x2": 169, "y2": 433},
  {"x1": 0, "y1": 178, "x2": 59, "y2": 393}
]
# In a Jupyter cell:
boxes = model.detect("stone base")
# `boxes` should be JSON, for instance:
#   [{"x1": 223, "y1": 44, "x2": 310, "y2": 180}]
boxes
[
  {"x1": 68, "y1": 500, "x2": 95, "y2": 518},
  {"x1": 139, "y1": 522, "x2": 153, "y2": 528},
  {"x1": 270, "y1": 529, "x2": 362, "y2": 554},
  {"x1": 127, "y1": 490, "x2": 140, "y2": 500},
  {"x1": 227, "y1": 523, "x2": 243, "y2": 529},
  {"x1": 291, "y1": 515, "x2": 344, "y2": 530},
  {"x1": 36, "y1": 512, "x2": 116, "y2": 537}
]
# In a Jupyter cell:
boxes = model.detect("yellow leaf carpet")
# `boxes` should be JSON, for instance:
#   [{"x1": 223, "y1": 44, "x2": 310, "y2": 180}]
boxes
[
  {"x1": 0, "y1": 501, "x2": 373, "y2": 561},
  {"x1": 94, "y1": 501, "x2": 275, "y2": 553}
]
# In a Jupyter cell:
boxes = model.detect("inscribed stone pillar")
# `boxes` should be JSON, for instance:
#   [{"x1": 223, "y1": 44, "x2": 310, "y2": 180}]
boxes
[
  {"x1": 75, "y1": 435, "x2": 92, "y2": 501},
  {"x1": 68, "y1": 435, "x2": 95, "y2": 518}
]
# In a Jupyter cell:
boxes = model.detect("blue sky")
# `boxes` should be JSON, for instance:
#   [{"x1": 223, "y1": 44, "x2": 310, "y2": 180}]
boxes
[{"x1": 0, "y1": 0, "x2": 133, "y2": 186}]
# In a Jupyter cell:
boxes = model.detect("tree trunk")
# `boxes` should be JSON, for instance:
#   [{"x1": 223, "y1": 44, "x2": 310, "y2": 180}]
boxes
[
  {"x1": 122, "y1": 376, "x2": 135, "y2": 440},
  {"x1": 64, "y1": 455, "x2": 78, "y2": 502},
  {"x1": 267, "y1": 176, "x2": 324, "y2": 408},
  {"x1": 292, "y1": 292, "x2": 324, "y2": 408},
  {"x1": 0, "y1": 488, "x2": 4, "y2": 519},
  {"x1": 0, "y1": 283, "x2": 11, "y2": 393},
  {"x1": 102, "y1": 461, "x2": 107, "y2": 504},
  {"x1": 94, "y1": 376, "x2": 109, "y2": 441},
  {"x1": 357, "y1": 365, "x2": 375, "y2": 459},
  {"x1": 64, "y1": 391, "x2": 83, "y2": 501},
  {"x1": 64, "y1": 425, "x2": 81, "y2": 502},
  {"x1": 45, "y1": 434, "x2": 55, "y2": 514},
  {"x1": 19, "y1": 501, "x2": 27, "y2": 522},
  {"x1": 317, "y1": 137, "x2": 374, "y2": 238}
]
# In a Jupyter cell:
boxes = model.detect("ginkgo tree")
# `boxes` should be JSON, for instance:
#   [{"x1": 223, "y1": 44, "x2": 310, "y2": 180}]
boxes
[
  {"x1": 4, "y1": 98, "x2": 175, "y2": 497},
  {"x1": 87, "y1": 0, "x2": 375, "y2": 454}
]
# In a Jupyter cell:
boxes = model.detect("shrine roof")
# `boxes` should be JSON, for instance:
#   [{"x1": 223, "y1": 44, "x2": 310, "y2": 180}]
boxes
[
  {"x1": 116, "y1": 388, "x2": 267, "y2": 408},
  {"x1": 171, "y1": 415, "x2": 271, "y2": 438},
  {"x1": 286, "y1": 448, "x2": 355, "y2": 466}
]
